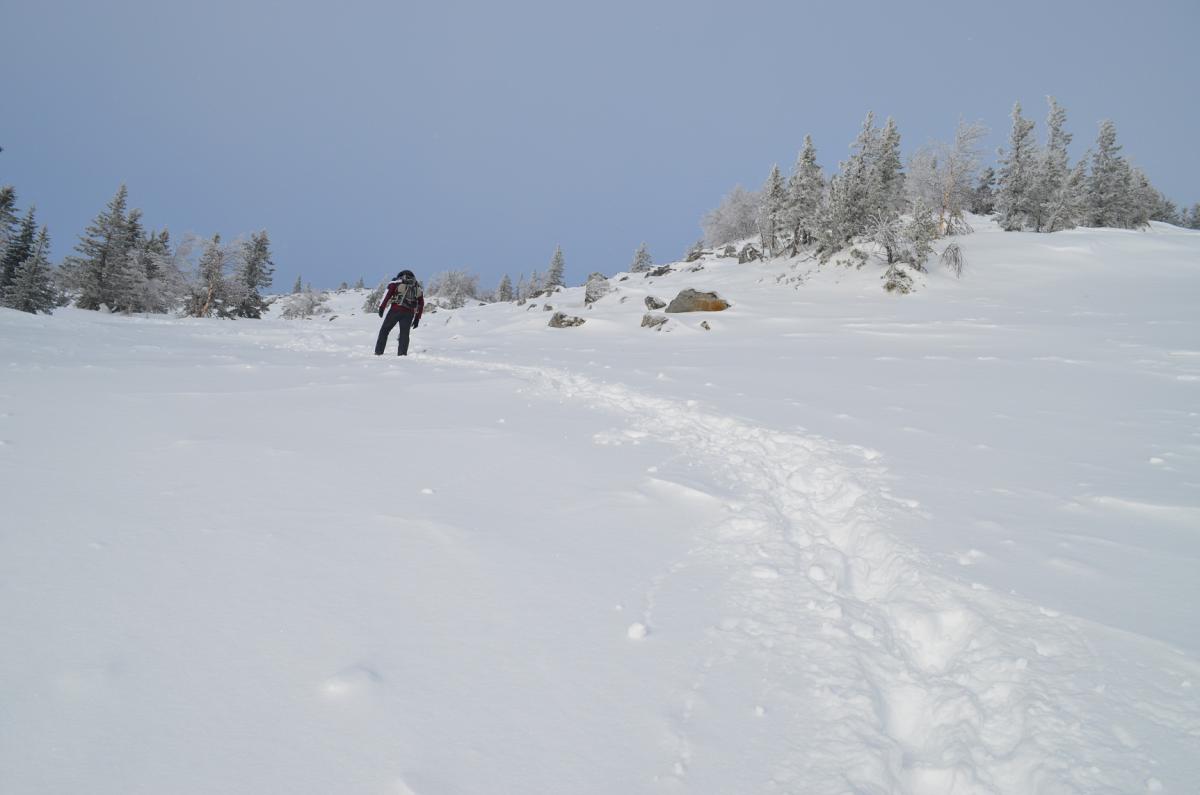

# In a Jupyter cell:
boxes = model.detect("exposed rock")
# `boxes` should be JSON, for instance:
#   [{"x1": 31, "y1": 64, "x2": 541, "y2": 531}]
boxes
[
  {"x1": 641, "y1": 313, "x2": 668, "y2": 331},
  {"x1": 665, "y1": 289, "x2": 730, "y2": 313},
  {"x1": 548, "y1": 312, "x2": 586, "y2": 328},
  {"x1": 738, "y1": 244, "x2": 762, "y2": 264},
  {"x1": 584, "y1": 272, "x2": 611, "y2": 305},
  {"x1": 644, "y1": 296, "x2": 666, "y2": 310},
  {"x1": 543, "y1": 304, "x2": 553, "y2": 311},
  {"x1": 644, "y1": 265, "x2": 672, "y2": 278},
  {"x1": 722, "y1": 245, "x2": 737, "y2": 257},
  {"x1": 700, "y1": 321, "x2": 711, "y2": 330}
]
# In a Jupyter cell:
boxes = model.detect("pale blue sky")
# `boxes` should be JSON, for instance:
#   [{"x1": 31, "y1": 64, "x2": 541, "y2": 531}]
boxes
[{"x1": 3, "y1": 0, "x2": 1197, "y2": 290}]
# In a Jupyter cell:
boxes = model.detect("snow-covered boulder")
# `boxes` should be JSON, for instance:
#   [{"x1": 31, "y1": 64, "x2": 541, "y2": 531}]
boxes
[
  {"x1": 641, "y1": 313, "x2": 668, "y2": 330},
  {"x1": 548, "y1": 312, "x2": 585, "y2": 328},
  {"x1": 738, "y1": 244, "x2": 761, "y2": 264},
  {"x1": 665, "y1": 289, "x2": 730, "y2": 313},
  {"x1": 644, "y1": 296, "x2": 666, "y2": 310}
]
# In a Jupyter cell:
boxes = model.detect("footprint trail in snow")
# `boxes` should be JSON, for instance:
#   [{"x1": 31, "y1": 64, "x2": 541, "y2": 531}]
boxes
[{"x1": 414, "y1": 352, "x2": 1200, "y2": 794}]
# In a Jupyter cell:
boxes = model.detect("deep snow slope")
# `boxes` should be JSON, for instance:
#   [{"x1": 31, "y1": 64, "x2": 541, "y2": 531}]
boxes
[{"x1": 2, "y1": 218, "x2": 1198, "y2": 794}]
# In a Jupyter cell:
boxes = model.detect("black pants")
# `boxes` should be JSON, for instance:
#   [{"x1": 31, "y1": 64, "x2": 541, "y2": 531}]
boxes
[{"x1": 375, "y1": 308, "x2": 414, "y2": 355}]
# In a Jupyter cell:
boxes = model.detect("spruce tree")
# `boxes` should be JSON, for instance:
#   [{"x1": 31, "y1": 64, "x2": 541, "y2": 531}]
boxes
[
  {"x1": 1032, "y1": 97, "x2": 1074, "y2": 232},
  {"x1": 64, "y1": 185, "x2": 130, "y2": 310},
  {"x1": 1185, "y1": 203, "x2": 1200, "y2": 230},
  {"x1": 630, "y1": 242, "x2": 653, "y2": 273},
  {"x1": 970, "y1": 167, "x2": 996, "y2": 215},
  {"x1": 292, "y1": 274, "x2": 302, "y2": 293},
  {"x1": 1, "y1": 205, "x2": 37, "y2": 292},
  {"x1": 841, "y1": 112, "x2": 881, "y2": 238},
  {"x1": 1086, "y1": 120, "x2": 1135, "y2": 228},
  {"x1": 2, "y1": 226, "x2": 56, "y2": 314},
  {"x1": 235, "y1": 230, "x2": 274, "y2": 318},
  {"x1": 0, "y1": 186, "x2": 18, "y2": 254},
  {"x1": 995, "y1": 103, "x2": 1039, "y2": 230},
  {"x1": 759, "y1": 165, "x2": 788, "y2": 256},
  {"x1": 546, "y1": 246, "x2": 565, "y2": 290},
  {"x1": 874, "y1": 117, "x2": 905, "y2": 215},
  {"x1": 497, "y1": 273, "x2": 514, "y2": 301},
  {"x1": 786, "y1": 135, "x2": 824, "y2": 251}
]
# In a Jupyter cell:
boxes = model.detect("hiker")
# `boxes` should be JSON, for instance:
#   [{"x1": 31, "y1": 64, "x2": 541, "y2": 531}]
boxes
[{"x1": 375, "y1": 269, "x2": 424, "y2": 356}]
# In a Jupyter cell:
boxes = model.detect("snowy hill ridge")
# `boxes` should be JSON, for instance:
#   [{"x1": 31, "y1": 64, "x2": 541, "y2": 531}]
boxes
[{"x1": 3, "y1": 218, "x2": 1199, "y2": 793}]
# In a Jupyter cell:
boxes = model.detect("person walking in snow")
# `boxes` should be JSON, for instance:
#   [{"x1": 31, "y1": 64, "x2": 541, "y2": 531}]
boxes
[{"x1": 375, "y1": 269, "x2": 424, "y2": 356}]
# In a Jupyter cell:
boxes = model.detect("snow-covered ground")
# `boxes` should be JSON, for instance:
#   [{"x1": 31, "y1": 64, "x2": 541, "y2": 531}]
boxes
[{"x1": 2, "y1": 218, "x2": 1198, "y2": 794}]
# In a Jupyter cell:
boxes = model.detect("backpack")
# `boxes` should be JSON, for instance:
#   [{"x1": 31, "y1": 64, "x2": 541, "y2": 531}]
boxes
[{"x1": 392, "y1": 280, "x2": 423, "y2": 310}]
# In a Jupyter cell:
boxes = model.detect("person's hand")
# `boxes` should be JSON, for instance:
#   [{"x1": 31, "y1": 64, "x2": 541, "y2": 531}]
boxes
[
  {"x1": 378, "y1": 307, "x2": 384, "y2": 317},
  {"x1": 411, "y1": 317, "x2": 420, "y2": 329}
]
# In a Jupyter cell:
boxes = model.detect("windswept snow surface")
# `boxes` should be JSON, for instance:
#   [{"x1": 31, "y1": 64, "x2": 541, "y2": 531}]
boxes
[{"x1": 2, "y1": 219, "x2": 1199, "y2": 793}]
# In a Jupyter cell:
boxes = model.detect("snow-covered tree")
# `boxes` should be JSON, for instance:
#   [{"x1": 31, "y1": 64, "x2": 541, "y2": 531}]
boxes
[
  {"x1": 1086, "y1": 120, "x2": 1137, "y2": 228},
  {"x1": 702, "y1": 185, "x2": 762, "y2": 246},
  {"x1": 995, "y1": 103, "x2": 1039, "y2": 230},
  {"x1": 496, "y1": 273, "x2": 514, "y2": 301},
  {"x1": 906, "y1": 119, "x2": 987, "y2": 235},
  {"x1": 280, "y1": 287, "x2": 331, "y2": 319},
  {"x1": 61, "y1": 185, "x2": 132, "y2": 310},
  {"x1": 1183, "y1": 203, "x2": 1200, "y2": 230},
  {"x1": 234, "y1": 230, "x2": 274, "y2": 318},
  {"x1": 546, "y1": 246, "x2": 566, "y2": 290},
  {"x1": 292, "y1": 274, "x2": 302, "y2": 294},
  {"x1": 970, "y1": 167, "x2": 996, "y2": 215},
  {"x1": 785, "y1": 135, "x2": 825, "y2": 252},
  {"x1": 2, "y1": 225, "x2": 56, "y2": 314},
  {"x1": 185, "y1": 234, "x2": 241, "y2": 318},
  {"x1": 0, "y1": 186, "x2": 18, "y2": 256},
  {"x1": 1028, "y1": 96, "x2": 1075, "y2": 232},
  {"x1": 759, "y1": 164, "x2": 788, "y2": 256},
  {"x1": 354, "y1": 276, "x2": 365, "y2": 289},
  {"x1": 629, "y1": 242, "x2": 653, "y2": 273},
  {"x1": 1, "y1": 205, "x2": 37, "y2": 292},
  {"x1": 428, "y1": 269, "x2": 479, "y2": 309},
  {"x1": 874, "y1": 117, "x2": 906, "y2": 215}
]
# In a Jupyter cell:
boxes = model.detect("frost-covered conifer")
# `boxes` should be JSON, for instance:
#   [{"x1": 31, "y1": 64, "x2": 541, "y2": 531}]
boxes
[
  {"x1": 0, "y1": 187, "x2": 18, "y2": 255},
  {"x1": 62, "y1": 185, "x2": 131, "y2": 310},
  {"x1": 292, "y1": 274, "x2": 302, "y2": 294},
  {"x1": 995, "y1": 103, "x2": 1039, "y2": 230},
  {"x1": 1183, "y1": 203, "x2": 1200, "y2": 230},
  {"x1": 874, "y1": 117, "x2": 905, "y2": 215},
  {"x1": 546, "y1": 246, "x2": 566, "y2": 289},
  {"x1": 759, "y1": 165, "x2": 788, "y2": 256},
  {"x1": 837, "y1": 112, "x2": 882, "y2": 239},
  {"x1": 970, "y1": 167, "x2": 996, "y2": 215},
  {"x1": 354, "y1": 276, "x2": 365, "y2": 290},
  {"x1": 786, "y1": 135, "x2": 825, "y2": 251},
  {"x1": 1086, "y1": 120, "x2": 1137, "y2": 228},
  {"x1": 234, "y1": 231, "x2": 274, "y2": 318},
  {"x1": 2, "y1": 226, "x2": 56, "y2": 314},
  {"x1": 497, "y1": 273, "x2": 514, "y2": 302},
  {"x1": 629, "y1": 242, "x2": 653, "y2": 273},
  {"x1": 1030, "y1": 97, "x2": 1076, "y2": 232},
  {"x1": 1, "y1": 205, "x2": 37, "y2": 292}
]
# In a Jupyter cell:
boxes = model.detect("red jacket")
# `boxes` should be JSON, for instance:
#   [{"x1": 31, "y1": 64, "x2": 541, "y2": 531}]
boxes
[{"x1": 379, "y1": 279, "x2": 424, "y2": 320}]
